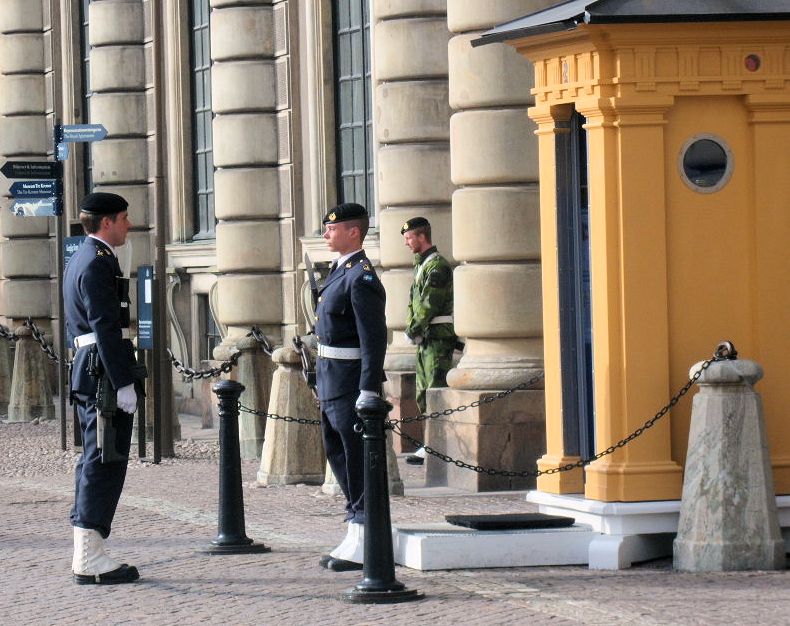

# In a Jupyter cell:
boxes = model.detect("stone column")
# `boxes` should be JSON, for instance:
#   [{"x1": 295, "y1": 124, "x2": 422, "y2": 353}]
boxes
[
  {"x1": 373, "y1": 0, "x2": 454, "y2": 451},
  {"x1": 257, "y1": 346, "x2": 324, "y2": 484},
  {"x1": 674, "y1": 358, "x2": 785, "y2": 571},
  {"x1": 423, "y1": 1, "x2": 553, "y2": 491},
  {"x1": 0, "y1": 0, "x2": 54, "y2": 422},
  {"x1": 210, "y1": 0, "x2": 290, "y2": 430},
  {"x1": 0, "y1": 337, "x2": 14, "y2": 416}
]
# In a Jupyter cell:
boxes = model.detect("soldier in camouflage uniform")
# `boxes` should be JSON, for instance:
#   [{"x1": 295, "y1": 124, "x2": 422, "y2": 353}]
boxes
[{"x1": 402, "y1": 217, "x2": 455, "y2": 463}]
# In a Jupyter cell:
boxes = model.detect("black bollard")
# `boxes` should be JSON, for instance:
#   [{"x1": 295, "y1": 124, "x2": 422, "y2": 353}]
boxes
[
  {"x1": 341, "y1": 395, "x2": 422, "y2": 604},
  {"x1": 201, "y1": 379, "x2": 270, "y2": 555}
]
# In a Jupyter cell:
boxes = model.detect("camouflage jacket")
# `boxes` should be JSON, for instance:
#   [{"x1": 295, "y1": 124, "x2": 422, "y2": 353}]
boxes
[{"x1": 406, "y1": 246, "x2": 455, "y2": 342}]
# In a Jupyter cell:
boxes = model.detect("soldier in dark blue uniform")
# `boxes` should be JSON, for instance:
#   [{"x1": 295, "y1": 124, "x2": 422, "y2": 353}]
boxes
[
  {"x1": 314, "y1": 202, "x2": 387, "y2": 572},
  {"x1": 65, "y1": 192, "x2": 140, "y2": 584}
]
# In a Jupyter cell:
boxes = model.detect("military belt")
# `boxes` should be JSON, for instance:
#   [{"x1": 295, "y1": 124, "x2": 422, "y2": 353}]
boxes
[
  {"x1": 317, "y1": 344, "x2": 362, "y2": 360},
  {"x1": 429, "y1": 315, "x2": 453, "y2": 325},
  {"x1": 74, "y1": 329, "x2": 132, "y2": 349}
]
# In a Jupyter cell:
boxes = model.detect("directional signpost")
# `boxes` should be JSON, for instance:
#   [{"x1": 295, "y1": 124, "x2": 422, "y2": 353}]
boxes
[{"x1": 1, "y1": 160, "x2": 62, "y2": 180}]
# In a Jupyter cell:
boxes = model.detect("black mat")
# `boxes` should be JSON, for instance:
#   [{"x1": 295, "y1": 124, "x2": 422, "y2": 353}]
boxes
[{"x1": 445, "y1": 513, "x2": 575, "y2": 531}]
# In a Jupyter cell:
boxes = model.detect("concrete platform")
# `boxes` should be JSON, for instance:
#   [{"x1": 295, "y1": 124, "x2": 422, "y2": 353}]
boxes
[{"x1": 393, "y1": 522, "x2": 597, "y2": 570}]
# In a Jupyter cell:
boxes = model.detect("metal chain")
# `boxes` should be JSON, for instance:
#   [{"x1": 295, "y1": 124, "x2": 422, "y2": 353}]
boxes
[
  {"x1": 393, "y1": 370, "x2": 546, "y2": 425},
  {"x1": 168, "y1": 326, "x2": 274, "y2": 381},
  {"x1": 238, "y1": 402, "x2": 321, "y2": 426},
  {"x1": 389, "y1": 357, "x2": 717, "y2": 478},
  {"x1": 0, "y1": 324, "x2": 19, "y2": 343},
  {"x1": 24, "y1": 318, "x2": 71, "y2": 365}
]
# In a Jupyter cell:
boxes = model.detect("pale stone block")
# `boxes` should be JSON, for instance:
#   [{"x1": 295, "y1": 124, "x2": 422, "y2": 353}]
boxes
[
  {"x1": 0, "y1": 240, "x2": 52, "y2": 278},
  {"x1": 0, "y1": 279, "x2": 50, "y2": 318},
  {"x1": 89, "y1": 93, "x2": 147, "y2": 136},
  {"x1": 0, "y1": 34, "x2": 45, "y2": 72},
  {"x1": 212, "y1": 114, "x2": 278, "y2": 167},
  {"x1": 448, "y1": 337, "x2": 544, "y2": 390},
  {"x1": 7, "y1": 332, "x2": 55, "y2": 422},
  {"x1": 0, "y1": 116, "x2": 47, "y2": 155},
  {"x1": 379, "y1": 205, "x2": 453, "y2": 268},
  {"x1": 214, "y1": 167, "x2": 279, "y2": 219},
  {"x1": 322, "y1": 461, "x2": 342, "y2": 495},
  {"x1": 212, "y1": 61, "x2": 276, "y2": 113},
  {"x1": 0, "y1": 338, "x2": 13, "y2": 415},
  {"x1": 674, "y1": 359, "x2": 786, "y2": 571},
  {"x1": 0, "y1": 0, "x2": 44, "y2": 33},
  {"x1": 210, "y1": 6, "x2": 274, "y2": 61},
  {"x1": 234, "y1": 337, "x2": 275, "y2": 460},
  {"x1": 94, "y1": 184, "x2": 151, "y2": 228},
  {"x1": 383, "y1": 331, "x2": 417, "y2": 372},
  {"x1": 0, "y1": 203, "x2": 49, "y2": 238},
  {"x1": 424, "y1": 388, "x2": 545, "y2": 491},
  {"x1": 454, "y1": 263, "x2": 542, "y2": 337},
  {"x1": 375, "y1": 81, "x2": 451, "y2": 143},
  {"x1": 217, "y1": 273, "x2": 283, "y2": 326},
  {"x1": 452, "y1": 186, "x2": 540, "y2": 262},
  {"x1": 381, "y1": 268, "x2": 413, "y2": 328},
  {"x1": 122, "y1": 231, "x2": 152, "y2": 274},
  {"x1": 374, "y1": 18, "x2": 450, "y2": 81},
  {"x1": 447, "y1": 0, "x2": 556, "y2": 33},
  {"x1": 90, "y1": 47, "x2": 146, "y2": 91},
  {"x1": 211, "y1": 0, "x2": 272, "y2": 6},
  {"x1": 89, "y1": 1, "x2": 145, "y2": 45},
  {"x1": 374, "y1": 0, "x2": 446, "y2": 19},
  {"x1": 377, "y1": 144, "x2": 453, "y2": 206},
  {"x1": 383, "y1": 371, "x2": 421, "y2": 454},
  {"x1": 257, "y1": 346, "x2": 325, "y2": 484},
  {"x1": 449, "y1": 33, "x2": 534, "y2": 109},
  {"x1": 387, "y1": 429, "x2": 404, "y2": 496},
  {"x1": 451, "y1": 109, "x2": 539, "y2": 184},
  {"x1": 0, "y1": 75, "x2": 46, "y2": 115},
  {"x1": 91, "y1": 139, "x2": 149, "y2": 184},
  {"x1": 216, "y1": 220, "x2": 281, "y2": 272}
]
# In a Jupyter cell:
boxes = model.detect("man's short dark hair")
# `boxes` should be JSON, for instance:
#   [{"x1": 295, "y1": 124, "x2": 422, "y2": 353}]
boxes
[
  {"x1": 80, "y1": 211, "x2": 117, "y2": 235},
  {"x1": 345, "y1": 216, "x2": 369, "y2": 242},
  {"x1": 410, "y1": 224, "x2": 431, "y2": 241}
]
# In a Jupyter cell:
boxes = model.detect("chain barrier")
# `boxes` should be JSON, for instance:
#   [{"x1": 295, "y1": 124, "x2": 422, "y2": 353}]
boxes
[
  {"x1": 0, "y1": 323, "x2": 19, "y2": 343},
  {"x1": 392, "y1": 370, "x2": 546, "y2": 426},
  {"x1": 168, "y1": 326, "x2": 274, "y2": 381},
  {"x1": 24, "y1": 318, "x2": 71, "y2": 366},
  {"x1": 238, "y1": 402, "x2": 322, "y2": 426},
  {"x1": 389, "y1": 353, "x2": 723, "y2": 478}
]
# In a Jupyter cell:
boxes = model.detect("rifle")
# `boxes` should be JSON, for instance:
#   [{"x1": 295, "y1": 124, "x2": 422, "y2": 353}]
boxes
[
  {"x1": 304, "y1": 253, "x2": 319, "y2": 330},
  {"x1": 88, "y1": 347, "x2": 128, "y2": 463}
]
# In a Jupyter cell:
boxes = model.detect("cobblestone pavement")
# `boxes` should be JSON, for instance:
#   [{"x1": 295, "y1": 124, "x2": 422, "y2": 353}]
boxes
[{"x1": 1, "y1": 419, "x2": 789, "y2": 626}]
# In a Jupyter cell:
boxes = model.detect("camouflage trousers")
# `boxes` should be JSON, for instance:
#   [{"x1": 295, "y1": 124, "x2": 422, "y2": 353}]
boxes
[{"x1": 415, "y1": 337, "x2": 455, "y2": 414}]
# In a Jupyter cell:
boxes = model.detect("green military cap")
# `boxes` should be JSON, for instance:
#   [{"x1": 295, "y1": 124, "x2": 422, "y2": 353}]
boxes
[
  {"x1": 323, "y1": 202, "x2": 368, "y2": 224},
  {"x1": 80, "y1": 192, "x2": 128, "y2": 216},
  {"x1": 401, "y1": 216, "x2": 430, "y2": 235}
]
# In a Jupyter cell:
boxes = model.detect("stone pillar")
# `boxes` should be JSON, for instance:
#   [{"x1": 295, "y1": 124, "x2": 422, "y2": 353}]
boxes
[
  {"x1": 7, "y1": 327, "x2": 54, "y2": 422},
  {"x1": 674, "y1": 359, "x2": 785, "y2": 572},
  {"x1": 0, "y1": 1, "x2": 54, "y2": 422},
  {"x1": 210, "y1": 0, "x2": 292, "y2": 410},
  {"x1": 422, "y1": 1, "x2": 552, "y2": 491},
  {"x1": 257, "y1": 346, "x2": 324, "y2": 484},
  {"x1": 374, "y1": 0, "x2": 454, "y2": 451},
  {"x1": 0, "y1": 337, "x2": 14, "y2": 415}
]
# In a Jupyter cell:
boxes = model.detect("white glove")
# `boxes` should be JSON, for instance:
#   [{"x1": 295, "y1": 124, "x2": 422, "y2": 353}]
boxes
[
  {"x1": 117, "y1": 383, "x2": 138, "y2": 414},
  {"x1": 355, "y1": 390, "x2": 379, "y2": 411}
]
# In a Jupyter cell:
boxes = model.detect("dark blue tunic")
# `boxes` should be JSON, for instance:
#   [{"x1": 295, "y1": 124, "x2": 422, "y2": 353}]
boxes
[{"x1": 314, "y1": 250, "x2": 387, "y2": 523}]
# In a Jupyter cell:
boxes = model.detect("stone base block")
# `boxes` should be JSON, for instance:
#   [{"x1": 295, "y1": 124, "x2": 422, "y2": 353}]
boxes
[
  {"x1": 384, "y1": 371, "x2": 421, "y2": 453},
  {"x1": 424, "y1": 388, "x2": 544, "y2": 491},
  {"x1": 7, "y1": 335, "x2": 54, "y2": 422}
]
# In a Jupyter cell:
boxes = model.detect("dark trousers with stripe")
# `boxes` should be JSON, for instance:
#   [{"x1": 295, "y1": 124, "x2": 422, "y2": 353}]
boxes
[
  {"x1": 70, "y1": 394, "x2": 133, "y2": 538},
  {"x1": 320, "y1": 392, "x2": 365, "y2": 524}
]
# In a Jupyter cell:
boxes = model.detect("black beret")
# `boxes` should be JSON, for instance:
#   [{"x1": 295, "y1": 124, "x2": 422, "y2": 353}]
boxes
[
  {"x1": 323, "y1": 202, "x2": 368, "y2": 224},
  {"x1": 80, "y1": 192, "x2": 128, "y2": 216},
  {"x1": 400, "y1": 216, "x2": 430, "y2": 235}
]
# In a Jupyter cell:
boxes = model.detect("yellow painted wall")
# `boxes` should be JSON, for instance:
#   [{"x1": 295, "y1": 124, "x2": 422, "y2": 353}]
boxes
[{"x1": 517, "y1": 22, "x2": 790, "y2": 500}]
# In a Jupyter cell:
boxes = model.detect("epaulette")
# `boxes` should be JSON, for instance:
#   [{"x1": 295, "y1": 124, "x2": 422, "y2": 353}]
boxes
[{"x1": 359, "y1": 259, "x2": 372, "y2": 272}]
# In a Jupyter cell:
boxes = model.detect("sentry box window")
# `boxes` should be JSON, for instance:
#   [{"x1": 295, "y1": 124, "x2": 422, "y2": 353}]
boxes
[{"x1": 679, "y1": 134, "x2": 734, "y2": 194}]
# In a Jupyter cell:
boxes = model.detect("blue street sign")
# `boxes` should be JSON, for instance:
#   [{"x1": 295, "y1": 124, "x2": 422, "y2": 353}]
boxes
[
  {"x1": 57, "y1": 142, "x2": 70, "y2": 160},
  {"x1": 137, "y1": 265, "x2": 154, "y2": 350},
  {"x1": 64, "y1": 236, "x2": 86, "y2": 269},
  {"x1": 61, "y1": 123, "x2": 108, "y2": 142},
  {"x1": 10, "y1": 196, "x2": 59, "y2": 217},
  {"x1": 9, "y1": 179, "x2": 58, "y2": 198}
]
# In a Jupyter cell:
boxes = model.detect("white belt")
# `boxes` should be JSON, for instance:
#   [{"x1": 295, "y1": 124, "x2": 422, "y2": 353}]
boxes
[
  {"x1": 430, "y1": 315, "x2": 453, "y2": 325},
  {"x1": 74, "y1": 329, "x2": 131, "y2": 349},
  {"x1": 317, "y1": 344, "x2": 362, "y2": 360}
]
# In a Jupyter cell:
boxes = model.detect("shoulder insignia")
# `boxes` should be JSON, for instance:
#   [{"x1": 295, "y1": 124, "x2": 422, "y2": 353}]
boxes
[
  {"x1": 363, "y1": 264, "x2": 371, "y2": 271},
  {"x1": 96, "y1": 248, "x2": 108, "y2": 257},
  {"x1": 345, "y1": 262, "x2": 353, "y2": 269},
  {"x1": 363, "y1": 274, "x2": 374, "y2": 282}
]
